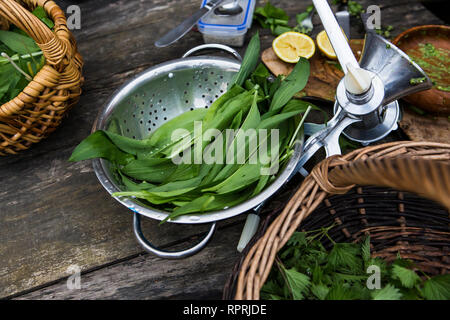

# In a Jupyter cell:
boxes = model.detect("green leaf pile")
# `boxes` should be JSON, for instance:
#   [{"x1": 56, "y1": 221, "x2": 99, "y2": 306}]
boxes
[
  {"x1": 253, "y1": 2, "x2": 315, "y2": 36},
  {"x1": 261, "y1": 228, "x2": 450, "y2": 300},
  {"x1": 70, "y1": 33, "x2": 318, "y2": 222},
  {"x1": 0, "y1": 6, "x2": 53, "y2": 104}
]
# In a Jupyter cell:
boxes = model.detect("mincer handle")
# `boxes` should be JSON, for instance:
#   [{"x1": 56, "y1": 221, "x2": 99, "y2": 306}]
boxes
[{"x1": 312, "y1": 0, "x2": 359, "y2": 74}]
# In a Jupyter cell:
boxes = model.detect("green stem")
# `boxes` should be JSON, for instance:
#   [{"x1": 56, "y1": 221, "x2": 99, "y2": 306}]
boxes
[
  {"x1": 0, "y1": 51, "x2": 43, "y2": 64},
  {"x1": 288, "y1": 105, "x2": 312, "y2": 148}
]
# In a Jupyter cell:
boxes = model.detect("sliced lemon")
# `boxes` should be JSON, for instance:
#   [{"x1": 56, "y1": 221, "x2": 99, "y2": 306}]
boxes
[
  {"x1": 272, "y1": 31, "x2": 316, "y2": 63},
  {"x1": 316, "y1": 29, "x2": 348, "y2": 60},
  {"x1": 316, "y1": 30, "x2": 337, "y2": 59}
]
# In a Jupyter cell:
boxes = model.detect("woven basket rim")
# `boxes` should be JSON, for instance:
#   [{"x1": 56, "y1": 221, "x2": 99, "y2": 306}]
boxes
[
  {"x1": 0, "y1": 0, "x2": 83, "y2": 155},
  {"x1": 228, "y1": 141, "x2": 450, "y2": 300}
]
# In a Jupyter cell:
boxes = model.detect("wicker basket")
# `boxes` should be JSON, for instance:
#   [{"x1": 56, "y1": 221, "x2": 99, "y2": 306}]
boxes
[
  {"x1": 224, "y1": 141, "x2": 450, "y2": 300},
  {"x1": 0, "y1": 0, "x2": 83, "y2": 155}
]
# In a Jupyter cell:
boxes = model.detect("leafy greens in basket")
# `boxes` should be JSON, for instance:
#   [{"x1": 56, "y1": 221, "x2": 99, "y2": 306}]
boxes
[
  {"x1": 261, "y1": 227, "x2": 450, "y2": 300},
  {"x1": 0, "y1": 6, "x2": 52, "y2": 105},
  {"x1": 70, "y1": 33, "x2": 318, "y2": 222}
]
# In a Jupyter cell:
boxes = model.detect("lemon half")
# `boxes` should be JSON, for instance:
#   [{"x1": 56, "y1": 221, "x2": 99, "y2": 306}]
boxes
[
  {"x1": 316, "y1": 29, "x2": 346, "y2": 60},
  {"x1": 272, "y1": 31, "x2": 316, "y2": 63}
]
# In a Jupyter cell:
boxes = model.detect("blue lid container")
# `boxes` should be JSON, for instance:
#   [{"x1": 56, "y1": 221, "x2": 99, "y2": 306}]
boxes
[{"x1": 197, "y1": 0, "x2": 256, "y2": 47}]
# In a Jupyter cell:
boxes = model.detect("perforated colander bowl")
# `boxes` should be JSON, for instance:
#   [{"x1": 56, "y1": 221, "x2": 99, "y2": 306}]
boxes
[{"x1": 92, "y1": 44, "x2": 304, "y2": 258}]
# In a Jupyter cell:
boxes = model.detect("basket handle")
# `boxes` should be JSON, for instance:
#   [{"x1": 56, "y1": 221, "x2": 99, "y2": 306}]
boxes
[
  {"x1": 317, "y1": 157, "x2": 450, "y2": 210},
  {"x1": 0, "y1": 0, "x2": 69, "y2": 66}
]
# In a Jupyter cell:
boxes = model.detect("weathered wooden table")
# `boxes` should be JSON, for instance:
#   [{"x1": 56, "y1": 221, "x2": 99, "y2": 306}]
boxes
[{"x1": 0, "y1": 0, "x2": 443, "y2": 299}]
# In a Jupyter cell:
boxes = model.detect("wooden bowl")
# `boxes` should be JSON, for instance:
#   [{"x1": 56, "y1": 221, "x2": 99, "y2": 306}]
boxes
[{"x1": 392, "y1": 25, "x2": 450, "y2": 115}]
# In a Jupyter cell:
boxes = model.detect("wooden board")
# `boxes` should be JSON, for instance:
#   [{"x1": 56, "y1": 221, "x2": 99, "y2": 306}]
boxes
[
  {"x1": 399, "y1": 108, "x2": 450, "y2": 143},
  {"x1": 262, "y1": 40, "x2": 364, "y2": 101}
]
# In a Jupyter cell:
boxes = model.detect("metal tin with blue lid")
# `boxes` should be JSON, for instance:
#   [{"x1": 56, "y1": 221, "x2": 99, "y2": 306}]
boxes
[{"x1": 197, "y1": 0, "x2": 256, "y2": 47}]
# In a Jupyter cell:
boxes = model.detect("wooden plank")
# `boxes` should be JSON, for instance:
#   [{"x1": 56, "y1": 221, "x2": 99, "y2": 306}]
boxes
[
  {"x1": 0, "y1": 0, "x2": 443, "y2": 299},
  {"x1": 13, "y1": 222, "x2": 243, "y2": 300}
]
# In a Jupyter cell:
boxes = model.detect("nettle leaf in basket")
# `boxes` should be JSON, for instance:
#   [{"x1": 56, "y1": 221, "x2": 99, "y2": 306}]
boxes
[
  {"x1": 282, "y1": 267, "x2": 311, "y2": 300},
  {"x1": 310, "y1": 283, "x2": 329, "y2": 300},
  {"x1": 370, "y1": 284, "x2": 403, "y2": 300},
  {"x1": 420, "y1": 275, "x2": 450, "y2": 300},
  {"x1": 325, "y1": 285, "x2": 361, "y2": 300},
  {"x1": 0, "y1": 30, "x2": 40, "y2": 55},
  {"x1": 391, "y1": 264, "x2": 421, "y2": 289},
  {"x1": 326, "y1": 243, "x2": 362, "y2": 273}
]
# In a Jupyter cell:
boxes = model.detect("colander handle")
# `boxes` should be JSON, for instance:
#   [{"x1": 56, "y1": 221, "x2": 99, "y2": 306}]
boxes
[
  {"x1": 182, "y1": 44, "x2": 243, "y2": 61},
  {"x1": 133, "y1": 213, "x2": 217, "y2": 259}
]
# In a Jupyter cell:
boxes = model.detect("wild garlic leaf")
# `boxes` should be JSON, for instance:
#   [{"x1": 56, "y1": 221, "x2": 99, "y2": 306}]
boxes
[
  {"x1": 202, "y1": 163, "x2": 261, "y2": 194},
  {"x1": 0, "y1": 30, "x2": 40, "y2": 55},
  {"x1": 0, "y1": 64, "x2": 20, "y2": 103},
  {"x1": 121, "y1": 158, "x2": 176, "y2": 183},
  {"x1": 69, "y1": 131, "x2": 133, "y2": 165},
  {"x1": 112, "y1": 190, "x2": 185, "y2": 205},
  {"x1": 102, "y1": 130, "x2": 154, "y2": 155},
  {"x1": 371, "y1": 284, "x2": 402, "y2": 300},
  {"x1": 167, "y1": 191, "x2": 250, "y2": 221},
  {"x1": 269, "y1": 58, "x2": 310, "y2": 111},
  {"x1": 231, "y1": 32, "x2": 260, "y2": 87},
  {"x1": 203, "y1": 84, "x2": 244, "y2": 123},
  {"x1": 421, "y1": 275, "x2": 450, "y2": 300},
  {"x1": 251, "y1": 174, "x2": 271, "y2": 196},
  {"x1": 391, "y1": 264, "x2": 421, "y2": 289},
  {"x1": 148, "y1": 108, "x2": 207, "y2": 147},
  {"x1": 118, "y1": 171, "x2": 154, "y2": 191}
]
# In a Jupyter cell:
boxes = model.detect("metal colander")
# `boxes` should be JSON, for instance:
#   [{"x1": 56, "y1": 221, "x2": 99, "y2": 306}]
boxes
[{"x1": 92, "y1": 44, "x2": 304, "y2": 258}]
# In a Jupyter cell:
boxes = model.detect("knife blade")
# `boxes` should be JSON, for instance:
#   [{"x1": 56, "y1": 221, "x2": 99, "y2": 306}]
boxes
[
  {"x1": 155, "y1": 0, "x2": 226, "y2": 47},
  {"x1": 336, "y1": 10, "x2": 350, "y2": 39}
]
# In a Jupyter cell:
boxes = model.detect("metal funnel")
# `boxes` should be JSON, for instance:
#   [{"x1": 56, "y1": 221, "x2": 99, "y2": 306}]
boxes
[{"x1": 359, "y1": 30, "x2": 432, "y2": 105}]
